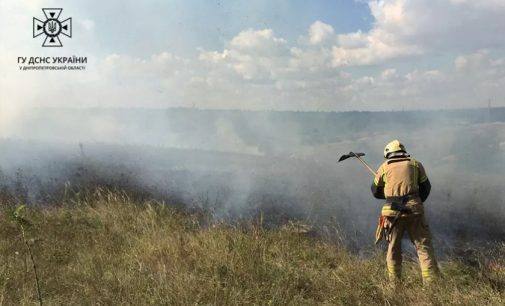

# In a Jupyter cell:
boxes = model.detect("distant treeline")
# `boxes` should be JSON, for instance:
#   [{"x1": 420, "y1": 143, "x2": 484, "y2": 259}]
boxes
[{"x1": 23, "y1": 106, "x2": 505, "y2": 148}]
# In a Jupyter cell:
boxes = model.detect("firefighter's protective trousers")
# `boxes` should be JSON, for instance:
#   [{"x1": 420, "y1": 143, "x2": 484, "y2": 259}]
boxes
[{"x1": 386, "y1": 213, "x2": 439, "y2": 282}]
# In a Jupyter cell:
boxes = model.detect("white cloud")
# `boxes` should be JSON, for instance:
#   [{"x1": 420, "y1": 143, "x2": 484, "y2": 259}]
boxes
[
  {"x1": 337, "y1": 31, "x2": 368, "y2": 49},
  {"x1": 200, "y1": 28, "x2": 290, "y2": 80},
  {"x1": 230, "y1": 29, "x2": 287, "y2": 54},
  {"x1": 1, "y1": 0, "x2": 505, "y2": 122},
  {"x1": 328, "y1": 0, "x2": 505, "y2": 66},
  {"x1": 308, "y1": 21, "x2": 335, "y2": 45},
  {"x1": 381, "y1": 68, "x2": 397, "y2": 80}
]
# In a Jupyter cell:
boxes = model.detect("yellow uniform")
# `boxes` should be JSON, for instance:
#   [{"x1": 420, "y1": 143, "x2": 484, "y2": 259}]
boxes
[{"x1": 372, "y1": 154, "x2": 439, "y2": 283}]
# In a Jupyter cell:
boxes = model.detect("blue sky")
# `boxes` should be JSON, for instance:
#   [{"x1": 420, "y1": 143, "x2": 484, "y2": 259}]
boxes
[
  {"x1": 1, "y1": 0, "x2": 505, "y2": 116},
  {"x1": 66, "y1": 0, "x2": 371, "y2": 57}
]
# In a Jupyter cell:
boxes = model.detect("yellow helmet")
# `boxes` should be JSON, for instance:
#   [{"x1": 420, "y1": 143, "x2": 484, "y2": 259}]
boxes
[{"x1": 384, "y1": 140, "x2": 406, "y2": 158}]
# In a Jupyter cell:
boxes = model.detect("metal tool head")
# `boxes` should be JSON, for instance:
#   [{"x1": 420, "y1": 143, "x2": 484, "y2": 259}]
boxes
[{"x1": 338, "y1": 152, "x2": 365, "y2": 162}]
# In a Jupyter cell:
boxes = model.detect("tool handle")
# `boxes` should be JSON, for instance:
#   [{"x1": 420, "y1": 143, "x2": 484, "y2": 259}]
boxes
[{"x1": 354, "y1": 155, "x2": 377, "y2": 176}]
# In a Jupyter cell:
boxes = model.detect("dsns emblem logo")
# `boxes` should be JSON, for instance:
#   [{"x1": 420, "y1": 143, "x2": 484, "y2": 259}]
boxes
[{"x1": 33, "y1": 8, "x2": 72, "y2": 47}]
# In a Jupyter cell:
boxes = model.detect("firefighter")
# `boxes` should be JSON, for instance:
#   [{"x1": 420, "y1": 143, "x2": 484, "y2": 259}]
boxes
[{"x1": 372, "y1": 140, "x2": 439, "y2": 283}]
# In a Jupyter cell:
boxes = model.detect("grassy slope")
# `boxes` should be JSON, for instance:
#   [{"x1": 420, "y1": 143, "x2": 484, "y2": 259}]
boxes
[{"x1": 0, "y1": 191, "x2": 503, "y2": 305}]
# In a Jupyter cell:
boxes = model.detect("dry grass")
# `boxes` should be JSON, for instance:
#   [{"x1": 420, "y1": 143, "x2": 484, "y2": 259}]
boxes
[{"x1": 0, "y1": 190, "x2": 503, "y2": 305}]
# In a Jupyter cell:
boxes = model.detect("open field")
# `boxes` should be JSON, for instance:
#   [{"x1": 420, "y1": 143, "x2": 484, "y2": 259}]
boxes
[
  {"x1": 0, "y1": 189, "x2": 504, "y2": 305},
  {"x1": 1, "y1": 134, "x2": 504, "y2": 250},
  {"x1": 1, "y1": 108, "x2": 504, "y2": 304}
]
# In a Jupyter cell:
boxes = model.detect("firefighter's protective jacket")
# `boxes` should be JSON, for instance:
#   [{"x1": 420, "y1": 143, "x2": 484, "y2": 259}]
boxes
[{"x1": 371, "y1": 155, "x2": 431, "y2": 216}]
